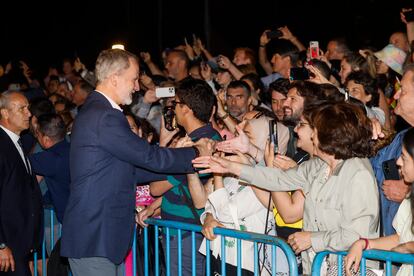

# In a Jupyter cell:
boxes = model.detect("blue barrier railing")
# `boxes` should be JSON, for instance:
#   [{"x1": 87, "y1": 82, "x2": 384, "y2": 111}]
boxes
[
  {"x1": 311, "y1": 250, "x2": 414, "y2": 276},
  {"x1": 143, "y1": 218, "x2": 298, "y2": 276},
  {"x1": 33, "y1": 207, "x2": 68, "y2": 276},
  {"x1": 33, "y1": 209, "x2": 414, "y2": 276}
]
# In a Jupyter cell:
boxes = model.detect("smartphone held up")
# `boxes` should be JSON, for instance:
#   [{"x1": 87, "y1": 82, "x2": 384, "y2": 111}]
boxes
[
  {"x1": 268, "y1": 120, "x2": 279, "y2": 154},
  {"x1": 266, "y1": 30, "x2": 283, "y2": 40},
  {"x1": 155, "y1": 87, "x2": 175, "y2": 98},
  {"x1": 309, "y1": 41, "x2": 319, "y2": 59}
]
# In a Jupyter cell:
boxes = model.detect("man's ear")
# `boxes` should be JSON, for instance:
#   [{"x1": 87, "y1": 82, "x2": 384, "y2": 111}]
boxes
[
  {"x1": 44, "y1": 135, "x2": 54, "y2": 148},
  {"x1": 182, "y1": 104, "x2": 192, "y2": 115},
  {"x1": 0, "y1": 108, "x2": 8, "y2": 120},
  {"x1": 109, "y1": 74, "x2": 118, "y2": 87},
  {"x1": 247, "y1": 96, "x2": 253, "y2": 106}
]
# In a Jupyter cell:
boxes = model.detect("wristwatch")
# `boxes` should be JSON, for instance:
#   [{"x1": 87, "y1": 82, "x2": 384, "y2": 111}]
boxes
[
  {"x1": 0, "y1": 243, "x2": 6, "y2": 250},
  {"x1": 218, "y1": 112, "x2": 229, "y2": 120}
]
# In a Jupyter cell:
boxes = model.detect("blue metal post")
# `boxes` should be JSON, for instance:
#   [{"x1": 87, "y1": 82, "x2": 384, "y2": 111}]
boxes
[
  {"x1": 166, "y1": 227, "x2": 170, "y2": 276},
  {"x1": 192, "y1": 231, "x2": 196, "y2": 276},
  {"x1": 221, "y1": 235, "x2": 226, "y2": 276},
  {"x1": 237, "y1": 238, "x2": 242, "y2": 276},
  {"x1": 178, "y1": 229, "x2": 182, "y2": 276},
  {"x1": 206, "y1": 240, "x2": 211, "y2": 276},
  {"x1": 254, "y1": 242, "x2": 258, "y2": 276},
  {"x1": 34, "y1": 252, "x2": 38, "y2": 276},
  {"x1": 144, "y1": 226, "x2": 148, "y2": 276},
  {"x1": 155, "y1": 226, "x2": 159, "y2": 276},
  {"x1": 132, "y1": 225, "x2": 136, "y2": 276}
]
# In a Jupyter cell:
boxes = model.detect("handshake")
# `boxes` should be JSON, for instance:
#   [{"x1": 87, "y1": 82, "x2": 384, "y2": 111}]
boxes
[{"x1": 192, "y1": 138, "x2": 218, "y2": 157}]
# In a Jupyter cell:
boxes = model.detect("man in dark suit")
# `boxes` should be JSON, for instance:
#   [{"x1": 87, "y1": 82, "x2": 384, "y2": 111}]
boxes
[
  {"x1": 0, "y1": 91, "x2": 43, "y2": 276},
  {"x1": 61, "y1": 49, "x2": 212, "y2": 276}
]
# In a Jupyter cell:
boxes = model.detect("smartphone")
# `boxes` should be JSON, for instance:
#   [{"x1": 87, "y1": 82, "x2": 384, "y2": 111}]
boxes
[
  {"x1": 290, "y1": 67, "x2": 310, "y2": 81},
  {"x1": 156, "y1": 87, "x2": 175, "y2": 98},
  {"x1": 268, "y1": 120, "x2": 279, "y2": 154},
  {"x1": 266, "y1": 30, "x2": 283, "y2": 40},
  {"x1": 309, "y1": 41, "x2": 320, "y2": 59},
  {"x1": 163, "y1": 106, "x2": 177, "y2": 131},
  {"x1": 382, "y1": 159, "x2": 400, "y2": 180},
  {"x1": 404, "y1": 9, "x2": 414, "y2": 23}
]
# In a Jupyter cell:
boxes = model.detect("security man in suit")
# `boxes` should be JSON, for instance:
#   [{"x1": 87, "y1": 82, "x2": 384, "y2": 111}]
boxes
[{"x1": 0, "y1": 91, "x2": 43, "y2": 276}]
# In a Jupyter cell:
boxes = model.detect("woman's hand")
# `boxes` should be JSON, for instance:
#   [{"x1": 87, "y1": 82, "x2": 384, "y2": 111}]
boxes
[
  {"x1": 259, "y1": 30, "x2": 271, "y2": 46},
  {"x1": 344, "y1": 239, "x2": 365, "y2": 276},
  {"x1": 287, "y1": 231, "x2": 312, "y2": 254},
  {"x1": 217, "y1": 55, "x2": 232, "y2": 70},
  {"x1": 306, "y1": 64, "x2": 331, "y2": 85},
  {"x1": 201, "y1": 213, "x2": 224, "y2": 240},
  {"x1": 192, "y1": 155, "x2": 240, "y2": 175},
  {"x1": 273, "y1": 155, "x2": 297, "y2": 170},
  {"x1": 215, "y1": 124, "x2": 250, "y2": 154},
  {"x1": 391, "y1": 242, "x2": 414, "y2": 254},
  {"x1": 136, "y1": 206, "x2": 155, "y2": 228}
]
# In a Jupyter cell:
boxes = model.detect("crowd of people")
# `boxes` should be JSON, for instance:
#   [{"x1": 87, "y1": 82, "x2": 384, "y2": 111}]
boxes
[{"x1": 2, "y1": 8, "x2": 414, "y2": 276}]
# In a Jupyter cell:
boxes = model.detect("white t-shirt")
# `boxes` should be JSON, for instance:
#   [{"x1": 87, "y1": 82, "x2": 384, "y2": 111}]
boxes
[{"x1": 393, "y1": 199, "x2": 414, "y2": 276}]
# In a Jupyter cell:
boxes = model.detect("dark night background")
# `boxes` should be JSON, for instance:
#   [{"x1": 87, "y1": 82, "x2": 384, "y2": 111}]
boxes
[{"x1": 1, "y1": 0, "x2": 412, "y2": 79}]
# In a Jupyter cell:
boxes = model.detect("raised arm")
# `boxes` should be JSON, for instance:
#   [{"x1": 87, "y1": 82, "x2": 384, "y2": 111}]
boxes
[
  {"x1": 259, "y1": 30, "x2": 273, "y2": 75},
  {"x1": 140, "y1": 52, "x2": 165, "y2": 76},
  {"x1": 278, "y1": 26, "x2": 306, "y2": 52}
]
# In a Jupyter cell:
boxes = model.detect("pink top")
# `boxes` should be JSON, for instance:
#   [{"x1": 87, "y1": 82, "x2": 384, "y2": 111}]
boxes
[{"x1": 136, "y1": 185, "x2": 155, "y2": 206}]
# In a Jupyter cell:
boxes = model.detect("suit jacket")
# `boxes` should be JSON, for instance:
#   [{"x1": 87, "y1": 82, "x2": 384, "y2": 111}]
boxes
[
  {"x1": 0, "y1": 128, "x2": 43, "y2": 257},
  {"x1": 61, "y1": 91, "x2": 196, "y2": 264}
]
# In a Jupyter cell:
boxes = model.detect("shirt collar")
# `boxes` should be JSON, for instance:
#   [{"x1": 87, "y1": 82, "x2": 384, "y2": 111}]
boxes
[
  {"x1": 95, "y1": 90, "x2": 122, "y2": 111},
  {"x1": 0, "y1": 125, "x2": 20, "y2": 144},
  {"x1": 188, "y1": 123, "x2": 212, "y2": 140}
]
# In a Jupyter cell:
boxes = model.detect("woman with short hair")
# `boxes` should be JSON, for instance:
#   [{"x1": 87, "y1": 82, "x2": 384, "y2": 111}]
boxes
[{"x1": 194, "y1": 102, "x2": 380, "y2": 274}]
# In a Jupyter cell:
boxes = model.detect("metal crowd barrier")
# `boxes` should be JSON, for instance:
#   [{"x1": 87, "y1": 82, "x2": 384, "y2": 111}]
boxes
[
  {"x1": 33, "y1": 210, "x2": 297, "y2": 276},
  {"x1": 34, "y1": 209, "x2": 414, "y2": 276},
  {"x1": 311, "y1": 250, "x2": 414, "y2": 276},
  {"x1": 33, "y1": 207, "x2": 67, "y2": 276},
  {"x1": 142, "y1": 218, "x2": 298, "y2": 276}
]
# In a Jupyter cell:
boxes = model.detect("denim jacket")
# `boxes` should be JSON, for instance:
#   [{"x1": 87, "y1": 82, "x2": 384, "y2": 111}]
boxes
[{"x1": 370, "y1": 129, "x2": 409, "y2": 236}]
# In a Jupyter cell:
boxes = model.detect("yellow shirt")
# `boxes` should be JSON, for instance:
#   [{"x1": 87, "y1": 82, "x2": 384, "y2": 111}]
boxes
[{"x1": 273, "y1": 191, "x2": 303, "y2": 229}]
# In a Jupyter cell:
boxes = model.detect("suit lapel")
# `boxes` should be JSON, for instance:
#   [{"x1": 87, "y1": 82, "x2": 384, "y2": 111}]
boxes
[{"x1": 0, "y1": 128, "x2": 32, "y2": 177}]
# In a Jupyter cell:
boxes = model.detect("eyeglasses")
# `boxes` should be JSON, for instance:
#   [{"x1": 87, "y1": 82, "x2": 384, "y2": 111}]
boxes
[
  {"x1": 172, "y1": 100, "x2": 185, "y2": 107},
  {"x1": 297, "y1": 121, "x2": 310, "y2": 127}
]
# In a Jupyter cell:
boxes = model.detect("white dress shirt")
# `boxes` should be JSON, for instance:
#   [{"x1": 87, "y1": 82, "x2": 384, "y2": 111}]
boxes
[
  {"x1": 96, "y1": 90, "x2": 122, "y2": 111},
  {"x1": 0, "y1": 125, "x2": 31, "y2": 173}
]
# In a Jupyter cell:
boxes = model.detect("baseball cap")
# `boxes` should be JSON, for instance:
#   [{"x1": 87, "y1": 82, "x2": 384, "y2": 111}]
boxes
[{"x1": 374, "y1": 44, "x2": 407, "y2": 75}]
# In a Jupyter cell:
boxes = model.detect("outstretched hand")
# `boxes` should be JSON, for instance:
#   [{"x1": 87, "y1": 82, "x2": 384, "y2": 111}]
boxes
[
  {"x1": 194, "y1": 138, "x2": 217, "y2": 156},
  {"x1": 215, "y1": 124, "x2": 250, "y2": 154},
  {"x1": 192, "y1": 155, "x2": 236, "y2": 175}
]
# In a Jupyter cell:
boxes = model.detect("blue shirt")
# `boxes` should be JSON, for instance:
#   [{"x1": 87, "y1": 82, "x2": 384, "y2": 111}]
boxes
[
  {"x1": 29, "y1": 139, "x2": 71, "y2": 223},
  {"x1": 370, "y1": 129, "x2": 409, "y2": 235}
]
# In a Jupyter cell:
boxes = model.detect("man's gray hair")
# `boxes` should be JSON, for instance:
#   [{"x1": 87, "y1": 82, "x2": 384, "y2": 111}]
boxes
[
  {"x1": 95, "y1": 49, "x2": 138, "y2": 84},
  {"x1": 0, "y1": 91, "x2": 23, "y2": 120}
]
